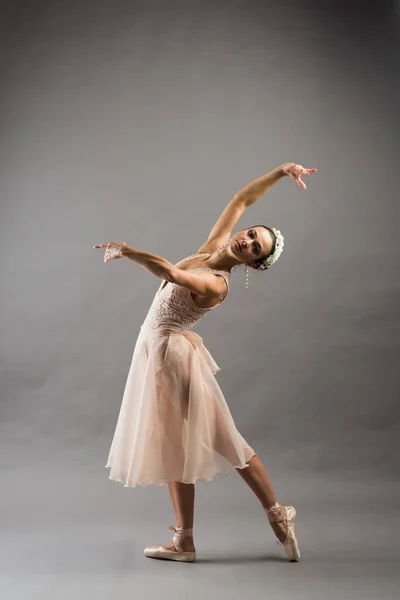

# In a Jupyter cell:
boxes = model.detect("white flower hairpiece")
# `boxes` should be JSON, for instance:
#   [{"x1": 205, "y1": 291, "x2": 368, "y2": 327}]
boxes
[{"x1": 258, "y1": 227, "x2": 285, "y2": 270}]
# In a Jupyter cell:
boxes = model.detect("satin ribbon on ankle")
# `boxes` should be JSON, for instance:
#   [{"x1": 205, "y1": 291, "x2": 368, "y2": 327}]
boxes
[
  {"x1": 168, "y1": 525, "x2": 193, "y2": 537},
  {"x1": 265, "y1": 502, "x2": 282, "y2": 520}
]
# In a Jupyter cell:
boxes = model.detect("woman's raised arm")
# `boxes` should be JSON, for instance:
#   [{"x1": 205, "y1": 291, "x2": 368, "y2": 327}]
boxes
[
  {"x1": 235, "y1": 163, "x2": 316, "y2": 207},
  {"x1": 205, "y1": 165, "x2": 287, "y2": 245},
  {"x1": 235, "y1": 164, "x2": 287, "y2": 207},
  {"x1": 201, "y1": 163, "x2": 316, "y2": 248}
]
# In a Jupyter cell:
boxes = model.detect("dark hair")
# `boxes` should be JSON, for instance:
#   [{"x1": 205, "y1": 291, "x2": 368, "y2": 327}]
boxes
[{"x1": 238, "y1": 225, "x2": 277, "y2": 270}]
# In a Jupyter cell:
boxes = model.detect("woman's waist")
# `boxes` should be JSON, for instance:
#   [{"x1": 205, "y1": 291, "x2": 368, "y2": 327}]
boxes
[
  {"x1": 141, "y1": 312, "x2": 202, "y2": 333},
  {"x1": 140, "y1": 322, "x2": 192, "y2": 337}
]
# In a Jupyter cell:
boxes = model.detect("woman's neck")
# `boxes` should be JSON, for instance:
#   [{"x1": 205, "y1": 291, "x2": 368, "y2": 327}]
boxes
[{"x1": 201, "y1": 242, "x2": 241, "y2": 272}]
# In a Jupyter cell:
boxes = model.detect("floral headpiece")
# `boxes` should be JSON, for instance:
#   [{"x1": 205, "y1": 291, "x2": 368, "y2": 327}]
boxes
[{"x1": 257, "y1": 227, "x2": 285, "y2": 270}]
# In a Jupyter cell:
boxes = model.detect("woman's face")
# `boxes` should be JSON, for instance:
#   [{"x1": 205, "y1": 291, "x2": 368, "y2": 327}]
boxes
[{"x1": 231, "y1": 227, "x2": 274, "y2": 266}]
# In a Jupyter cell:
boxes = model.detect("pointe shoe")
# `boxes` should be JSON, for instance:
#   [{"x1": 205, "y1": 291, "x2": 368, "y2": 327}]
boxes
[
  {"x1": 144, "y1": 525, "x2": 196, "y2": 562},
  {"x1": 266, "y1": 503, "x2": 300, "y2": 562}
]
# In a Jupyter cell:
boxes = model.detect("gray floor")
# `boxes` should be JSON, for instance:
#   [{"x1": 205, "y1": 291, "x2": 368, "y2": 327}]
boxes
[{"x1": 1, "y1": 463, "x2": 398, "y2": 600}]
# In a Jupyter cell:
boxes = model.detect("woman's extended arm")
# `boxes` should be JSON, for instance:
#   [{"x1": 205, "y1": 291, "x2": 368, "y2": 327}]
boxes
[
  {"x1": 93, "y1": 164, "x2": 316, "y2": 273},
  {"x1": 93, "y1": 241, "x2": 175, "y2": 281},
  {"x1": 235, "y1": 163, "x2": 317, "y2": 207},
  {"x1": 93, "y1": 242, "x2": 223, "y2": 297},
  {"x1": 235, "y1": 165, "x2": 287, "y2": 207},
  {"x1": 122, "y1": 246, "x2": 175, "y2": 280}
]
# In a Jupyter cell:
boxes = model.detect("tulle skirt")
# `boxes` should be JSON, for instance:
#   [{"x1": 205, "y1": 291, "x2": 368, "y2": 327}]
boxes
[{"x1": 105, "y1": 325, "x2": 257, "y2": 487}]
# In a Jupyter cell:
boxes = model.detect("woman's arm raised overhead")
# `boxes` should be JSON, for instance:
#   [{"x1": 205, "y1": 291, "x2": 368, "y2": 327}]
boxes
[
  {"x1": 237, "y1": 163, "x2": 317, "y2": 203},
  {"x1": 235, "y1": 163, "x2": 317, "y2": 208},
  {"x1": 234, "y1": 164, "x2": 287, "y2": 207},
  {"x1": 200, "y1": 164, "x2": 288, "y2": 252},
  {"x1": 200, "y1": 163, "x2": 317, "y2": 252}
]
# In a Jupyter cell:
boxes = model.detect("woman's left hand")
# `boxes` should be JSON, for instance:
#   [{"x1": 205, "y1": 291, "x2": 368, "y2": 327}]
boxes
[
  {"x1": 93, "y1": 241, "x2": 128, "y2": 263},
  {"x1": 282, "y1": 163, "x2": 317, "y2": 190}
]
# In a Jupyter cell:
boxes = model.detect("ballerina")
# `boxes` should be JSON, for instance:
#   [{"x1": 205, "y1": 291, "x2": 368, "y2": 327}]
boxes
[{"x1": 94, "y1": 162, "x2": 317, "y2": 563}]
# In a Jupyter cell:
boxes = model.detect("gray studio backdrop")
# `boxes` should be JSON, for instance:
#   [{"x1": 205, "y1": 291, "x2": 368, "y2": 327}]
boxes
[{"x1": 1, "y1": 1, "x2": 399, "y2": 599}]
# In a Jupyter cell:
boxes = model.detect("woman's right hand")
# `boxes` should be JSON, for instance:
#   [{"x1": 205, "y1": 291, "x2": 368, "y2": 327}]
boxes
[
  {"x1": 281, "y1": 163, "x2": 317, "y2": 190},
  {"x1": 93, "y1": 241, "x2": 128, "y2": 263}
]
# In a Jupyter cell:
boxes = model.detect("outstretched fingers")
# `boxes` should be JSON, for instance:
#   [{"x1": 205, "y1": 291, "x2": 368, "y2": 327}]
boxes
[
  {"x1": 296, "y1": 176, "x2": 307, "y2": 189},
  {"x1": 298, "y1": 166, "x2": 317, "y2": 188},
  {"x1": 288, "y1": 171, "x2": 307, "y2": 189}
]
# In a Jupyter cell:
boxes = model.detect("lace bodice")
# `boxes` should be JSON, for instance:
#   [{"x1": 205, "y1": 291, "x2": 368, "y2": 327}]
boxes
[{"x1": 141, "y1": 253, "x2": 230, "y2": 335}]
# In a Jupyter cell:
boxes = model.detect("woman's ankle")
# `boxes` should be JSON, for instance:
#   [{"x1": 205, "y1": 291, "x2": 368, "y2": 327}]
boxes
[
  {"x1": 171, "y1": 526, "x2": 195, "y2": 552},
  {"x1": 173, "y1": 536, "x2": 195, "y2": 552},
  {"x1": 264, "y1": 504, "x2": 288, "y2": 543},
  {"x1": 265, "y1": 502, "x2": 284, "y2": 521}
]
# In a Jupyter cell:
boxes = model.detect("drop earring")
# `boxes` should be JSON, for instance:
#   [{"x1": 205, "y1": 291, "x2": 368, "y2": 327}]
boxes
[{"x1": 245, "y1": 264, "x2": 249, "y2": 288}]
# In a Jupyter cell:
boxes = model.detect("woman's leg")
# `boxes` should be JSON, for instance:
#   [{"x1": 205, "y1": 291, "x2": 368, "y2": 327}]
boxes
[
  {"x1": 162, "y1": 481, "x2": 196, "y2": 552},
  {"x1": 236, "y1": 455, "x2": 288, "y2": 543},
  {"x1": 235, "y1": 454, "x2": 276, "y2": 508},
  {"x1": 168, "y1": 481, "x2": 195, "y2": 528}
]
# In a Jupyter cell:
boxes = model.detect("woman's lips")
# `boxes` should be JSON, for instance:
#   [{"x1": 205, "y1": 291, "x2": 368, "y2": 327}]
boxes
[{"x1": 236, "y1": 241, "x2": 241, "y2": 253}]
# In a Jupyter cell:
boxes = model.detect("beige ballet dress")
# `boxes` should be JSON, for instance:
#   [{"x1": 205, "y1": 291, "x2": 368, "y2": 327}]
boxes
[{"x1": 105, "y1": 253, "x2": 256, "y2": 487}]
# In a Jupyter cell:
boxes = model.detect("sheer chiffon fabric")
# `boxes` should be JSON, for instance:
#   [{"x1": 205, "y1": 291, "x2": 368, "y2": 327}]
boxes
[{"x1": 105, "y1": 254, "x2": 256, "y2": 488}]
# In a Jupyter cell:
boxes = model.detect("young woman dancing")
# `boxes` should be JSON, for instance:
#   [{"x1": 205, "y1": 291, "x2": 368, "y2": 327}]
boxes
[{"x1": 94, "y1": 162, "x2": 317, "y2": 563}]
